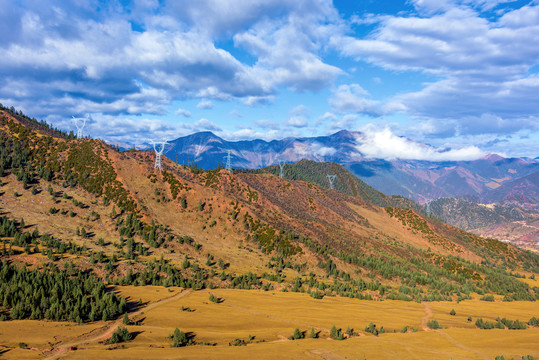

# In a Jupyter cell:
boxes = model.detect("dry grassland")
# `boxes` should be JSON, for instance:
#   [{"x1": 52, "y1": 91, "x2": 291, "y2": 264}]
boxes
[{"x1": 0, "y1": 287, "x2": 537, "y2": 359}]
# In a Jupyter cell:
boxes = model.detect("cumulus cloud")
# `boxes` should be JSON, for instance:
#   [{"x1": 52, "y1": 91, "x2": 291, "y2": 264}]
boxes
[
  {"x1": 295, "y1": 142, "x2": 337, "y2": 158},
  {"x1": 180, "y1": 118, "x2": 222, "y2": 132},
  {"x1": 175, "y1": 108, "x2": 192, "y2": 117},
  {"x1": 0, "y1": 0, "x2": 344, "y2": 126},
  {"x1": 196, "y1": 99, "x2": 214, "y2": 109},
  {"x1": 356, "y1": 126, "x2": 486, "y2": 161},
  {"x1": 242, "y1": 95, "x2": 275, "y2": 106},
  {"x1": 285, "y1": 104, "x2": 310, "y2": 128},
  {"x1": 329, "y1": 84, "x2": 382, "y2": 116},
  {"x1": 255, "y1": 119, "x2": 280, "y2": 130},
  {"x1": 286, "y1": 116, "x2": 308, "y2": 128},
  {"x1": 331, "y1": 3, "x2": 539, "y2": 137}
]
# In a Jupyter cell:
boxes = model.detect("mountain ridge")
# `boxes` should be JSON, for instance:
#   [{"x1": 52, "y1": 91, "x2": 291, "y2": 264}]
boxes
[{"x1": 160, "y1": 130, "x2": 538, "y2": 204}]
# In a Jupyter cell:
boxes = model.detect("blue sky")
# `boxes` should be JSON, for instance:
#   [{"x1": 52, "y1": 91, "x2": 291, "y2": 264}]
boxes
[{"x1": 0, "y1": 0, "x2": 538, "y2": 159}]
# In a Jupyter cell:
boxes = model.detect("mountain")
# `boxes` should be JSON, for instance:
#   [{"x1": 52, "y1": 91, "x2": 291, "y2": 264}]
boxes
[
  {"x1": 2, "y1": 107, "x2": 539, "y2": 358},
  {"x1": 1, "y1": 107, "x2": 537, "y2": 302},
  {"x1": 163, "y1": 131, "x2": 539, "y2": 204},
  {"x1": 481, "y1": 171, "x2": 539, "y2": 210},
  {"x1": 165, "y1": 130, "x2": 360, "y2": 169},
  {"x1": 426, "y1": 197, "x2": 538, "y2": 251}
]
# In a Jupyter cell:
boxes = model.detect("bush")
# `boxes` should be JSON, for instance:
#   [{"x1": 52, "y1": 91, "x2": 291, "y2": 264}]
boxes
[
  {"x1": 427, "y1": 319, "x2": 442, "y2": 329},
  {"x1": 171, "y1": 328, "x2": 189, "y2": 347},
  {"x1": 289, "y1": 328, "x2": 304, "y2": 340},
  {"x1": 330, "y1": 325, "x2": 344, "y2": 340},
  {"x1": 108, "y1": 327, "x2": 132, "y2": 344},
  {"x1": 450, "y1": 309, "x2": 456, "y2": 316},
  {"x1": 528, "y1": 317, "x2": 539, "y2": 327},
  {"x1": 209, "y1": 294, "x2": 221, "y2": 303}
]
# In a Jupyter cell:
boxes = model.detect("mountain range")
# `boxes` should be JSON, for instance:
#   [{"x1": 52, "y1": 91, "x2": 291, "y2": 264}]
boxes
[{"x1": 162, "y1": 130, "x2": 538, "y2": 205}]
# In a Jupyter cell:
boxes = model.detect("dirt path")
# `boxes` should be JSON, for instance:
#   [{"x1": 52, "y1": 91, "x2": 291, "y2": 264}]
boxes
[
  {"x1": 309, "y1": 348, "x2": 347, "y2": 360},
  {"x1": 221, "y1": 294, "x2": 334, "y2": 334},
  {"x1": 43, "y1": 289, "x2": 192, "y2": 359},
  {"x1": 421, "y1": 302, "x2": 433, "y2": 331},
  {"x1": 434, "y1": 330, "x2": 489, "y2": 360},
  {"x1": 420, "y1": 302, "x2": 488, "y2": 359}
]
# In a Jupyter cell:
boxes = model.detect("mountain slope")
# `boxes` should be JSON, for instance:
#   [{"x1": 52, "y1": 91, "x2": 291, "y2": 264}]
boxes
[
  {"x1": 162, "y1": 130, "x2": 539, "y2": 205},
  {"x1": 1, "y1": 109, "x2": 538, "y2": 309}
]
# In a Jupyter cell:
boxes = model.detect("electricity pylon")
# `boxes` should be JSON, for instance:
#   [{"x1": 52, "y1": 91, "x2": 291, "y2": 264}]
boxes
[
  {"x1": 151, "y1": 140, "x2": 168, "y2": 170},
  {"x1": 327, "y1": 174, "x2": 337, "y2": 189}
]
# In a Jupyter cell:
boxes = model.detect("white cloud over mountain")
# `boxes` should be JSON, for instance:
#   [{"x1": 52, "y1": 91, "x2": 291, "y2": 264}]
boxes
[{"x1": 0, "y1": 0, "x2": 537, "y2": 158}]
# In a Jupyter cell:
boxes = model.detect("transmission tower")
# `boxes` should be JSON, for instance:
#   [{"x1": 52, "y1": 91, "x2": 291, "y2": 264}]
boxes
[
  {"x1": 151, "y1": 140, "x2": 168, "y2": 170},
  {"x1": 72, "y1": 115, "x2": 89, "y2": 139},
  {"x1": 224, "y1": 150, "x2": 233, "y2": 172},
  {"x1": 327, "y1": 174, "x2": 337, "y2": 189},
  {"x1": 278, "y1": 160, "x2": 285, "y2": 178}
]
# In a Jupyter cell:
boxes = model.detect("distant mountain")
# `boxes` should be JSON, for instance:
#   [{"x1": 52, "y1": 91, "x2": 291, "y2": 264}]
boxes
[
  {"x1": 481, "y1": 171, "x2": 539, "y2": 210},
  {"x1": 426, "y1": 197, "x2": 538, "y2": 251},
  {"x1": 249, "y1": 159, "x2": 419, "y2": 209},
  {"x1": 163, "y1": 131, "x2": 538, "y2": 204},
  {"x1": 165, "y1": 130, "x2": 360, "y2": 169}
]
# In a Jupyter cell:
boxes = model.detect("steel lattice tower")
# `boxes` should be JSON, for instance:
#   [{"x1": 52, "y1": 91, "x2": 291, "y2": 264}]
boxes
[
  {"x1": 224, "y1": 150, "x2": 233, "y2": 172},
  {"x1": 72, "y1": 115, "x2": 88, "y2": 139},
  {"x1": 278, "y1": 161, "x2": 285, "y2": 178},
  {"x1": 151, "y1": 140, "x2": 168, "y2": 170},
  {"x1": 327, "y1": 174, "x2": 337, "y2": 189}
]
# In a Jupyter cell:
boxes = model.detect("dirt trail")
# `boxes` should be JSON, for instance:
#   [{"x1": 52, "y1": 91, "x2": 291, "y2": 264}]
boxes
[
  {"x1": 420, "y1": 302, "x2": 489, "y2": 359},
  {"x1": 222, "y1": 296, "x2": 333, "y2": 334},
  {"x1": 43, "y1": 289, "x2": 192, "y2": 360},
  {"x1": 309, "y1": 348, "x2": 347, "y2": 360},
  {"x1": 434, "y1": 330, "x2": 489, "y2": 360},
  {"x1": 421, "y1": 302, "x2": 433, "y2": 331}
]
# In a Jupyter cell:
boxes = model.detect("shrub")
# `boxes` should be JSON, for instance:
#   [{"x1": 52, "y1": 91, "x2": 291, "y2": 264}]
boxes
[
  {"x1": 289, "y1": 328, "x2": 304, "y2": 340},
  {"x1": 170, "y1": 328, "x2": 189, "y2": 347},
  {"x1": 330, "y1": 325, "x2": 344, "y2": 340},
  {"x1": 450, "y1": 309, "x2": 456, "y2": 316},
  {"x1": 108, "y1": 327, "x2": 132, "y2": 344},
  {"x1": 427, "y1": 319, "x2": 442, "y2": 329}
]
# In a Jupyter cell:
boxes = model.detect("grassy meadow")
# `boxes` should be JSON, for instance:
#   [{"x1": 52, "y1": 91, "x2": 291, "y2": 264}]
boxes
[{"x1": 0, "y1": 286, "x2": 537, "y2": 359}]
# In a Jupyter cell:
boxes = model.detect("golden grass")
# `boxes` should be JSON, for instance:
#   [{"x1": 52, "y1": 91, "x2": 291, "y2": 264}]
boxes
[{"x1": 1, "y1": 287, "x2": 537, "y2": 359}]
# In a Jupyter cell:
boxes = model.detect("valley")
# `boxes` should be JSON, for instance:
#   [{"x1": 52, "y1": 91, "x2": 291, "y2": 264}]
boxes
[{"x1": 0, "y1": 108, "x2": 538, "y2": 359}]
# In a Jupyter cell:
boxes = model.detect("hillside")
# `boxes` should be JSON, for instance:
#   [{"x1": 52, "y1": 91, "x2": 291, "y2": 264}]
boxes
[
  {"x1": 2, "y1": 108, "x2": 538, "y2": 295},
  {"x1": 160, "y1": 130, "x2": 539, "y2": 204},
  {"x1": 1, "y1": 108, "x2": 539, "y2": 358},
  {"x1": 426, "y1": 197, "x2": 539, "y2": 252}
]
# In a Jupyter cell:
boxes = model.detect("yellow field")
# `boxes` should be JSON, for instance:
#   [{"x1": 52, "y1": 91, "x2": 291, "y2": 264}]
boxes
[{"x1": 0, "y1": 287, "x2": 537, "y2": 359}]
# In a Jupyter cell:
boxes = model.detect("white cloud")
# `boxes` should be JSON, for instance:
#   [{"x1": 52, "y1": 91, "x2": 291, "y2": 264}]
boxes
[
  {"x1": 329, "y1": 84, "x2": 382, "y2": 116},
  {"x1": 196, "y1": 99, "x2": 214, "y2": 109},
  {"x1": 175, "y1": 108, "x2": 192, "y2": 117},
  {"x1": 242, "y1": 95, "x2": 275, "y2": 106},
  {"x1": 180, "y1": 118, "x2": 222, "y2": 132},
  {"x1": 286, "y1": 116, "x2": 308, "y2": 128},
  {"x1": 0, "y1": 0, "x2": 344, "y2": 122},
  {"x1": 255, "y1": 119, "x2": 280, "y2": 130},
  {"x1": 331, "y1": 3, "x2": 539, "y2": 136},
  {"x1": 295, "y1": 142, "x2": 337, "y2": 158},
  {"x1": 356, "y1": 126, "x2": 486, "y2": 161}
]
